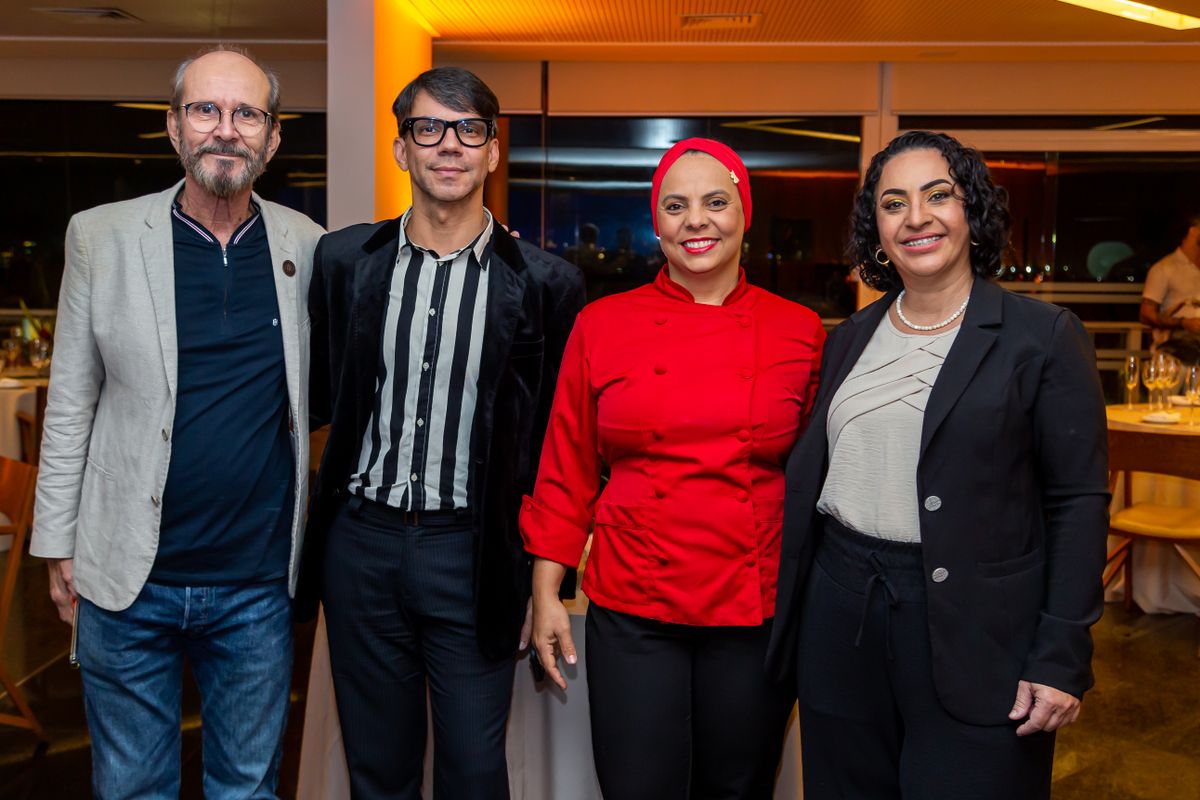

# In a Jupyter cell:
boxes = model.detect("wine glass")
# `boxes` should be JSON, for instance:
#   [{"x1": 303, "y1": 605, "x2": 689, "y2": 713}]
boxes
[
  {"x1": 1142, "y1": 358, "x2": 1159, "y2": 411},
  {"x1": 28, "y1": 338, "x2": 51, "y2": 371},
  {"x1": 1158, "y1": 353, "x2": 1181, "y2": 408},
  {"x1": 1122, "y1": 355, "x2": 1139, "y2": 410},
  {"x1": 1187, "y1": 365, "x2": 1200, "y2": 427}
]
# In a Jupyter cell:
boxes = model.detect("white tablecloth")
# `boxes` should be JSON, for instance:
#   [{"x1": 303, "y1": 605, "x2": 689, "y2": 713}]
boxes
[
  {"x1": 1106, "y1": 405, "x2": 1200, "y2": 614},
  {"x1": 0, "y1": 386, "x2": 35, "y2": 461},
  {"x1": 297, "y1": 602, "x2": 803, "y2": 799}
]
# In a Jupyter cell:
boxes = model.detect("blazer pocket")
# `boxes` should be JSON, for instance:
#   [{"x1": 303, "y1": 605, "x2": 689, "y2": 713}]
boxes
[
  {"x1": 976, "y1": 547, "x2": 1044, "y2": 579},
  {"x1": 509, "y1": 336, "x2": 544, "y2": 359}
]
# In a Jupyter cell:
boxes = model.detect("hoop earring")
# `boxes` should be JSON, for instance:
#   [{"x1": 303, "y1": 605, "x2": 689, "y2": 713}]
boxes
[
  {"x1": 970, "y1": 240, "x2": 981, "y2": 246},
  {"x1": 873, "y1": 247, "x2": 891, "y2": 267}
]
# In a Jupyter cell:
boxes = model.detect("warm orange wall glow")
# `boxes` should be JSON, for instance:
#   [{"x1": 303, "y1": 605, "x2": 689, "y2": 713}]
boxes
[{"x1": 374, "y1": 1, "x2": 434, "y2": 220}]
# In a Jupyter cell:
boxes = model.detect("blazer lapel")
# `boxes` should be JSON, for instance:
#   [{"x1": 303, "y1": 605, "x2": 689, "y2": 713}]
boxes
[
  {"x1": 140, "y1": 182, "x2": 182, "y2": 397},
  {"x1": 919, "y1": 278, "x2": 1003, "y2": 460},
  {"x1": 260, "y1": 196, "x2": 301, "y2": 412},
  {"x1": 350, "y1": 219, "x2": 402, "y2": 424}
]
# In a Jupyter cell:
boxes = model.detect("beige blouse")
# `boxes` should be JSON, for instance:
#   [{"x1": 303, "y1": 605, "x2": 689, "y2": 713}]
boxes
[{"x1": 817, "y1": 313, "x2": 960, "y2": 542}]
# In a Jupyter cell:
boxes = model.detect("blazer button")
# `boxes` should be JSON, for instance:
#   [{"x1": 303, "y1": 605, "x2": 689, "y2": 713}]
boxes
[
  {"x1": 931, "y1": 567, "x2": 949, "y2": 583},
  {"x1": 736, "y1": 429, "x2": 750, "y2": 442},
  {"x1": 736, "y1": 490, "x2": 749, "y2": 503},
  {"x1": 654, "y1": 364, "x2": 668, "y2": 375},
  {"x1": 744, "y1": 554, "x2": 756, "y2": 567},
  {"x1": 282, "y1": 260, "x2": 296, "y2": 277},
  {"x1": 654, "y1": 316, "x2": 667, "y2": 326},
  {"x1": 923, "y1": 495, "x2": 942, "y2": 512}
]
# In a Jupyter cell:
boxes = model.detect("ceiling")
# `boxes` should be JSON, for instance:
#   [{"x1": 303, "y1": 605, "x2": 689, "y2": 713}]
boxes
[{"x1": 3, "y1": 0, "x2": 1200, "y2": 61}]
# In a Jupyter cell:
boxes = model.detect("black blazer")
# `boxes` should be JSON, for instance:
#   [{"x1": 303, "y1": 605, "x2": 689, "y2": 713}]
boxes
[
  {"x1": 767, "y1": 278, "x2": 1110, "y2": 725},
  {"x1": 297, "y1": 217, "x2": 586, "y2": 659}
]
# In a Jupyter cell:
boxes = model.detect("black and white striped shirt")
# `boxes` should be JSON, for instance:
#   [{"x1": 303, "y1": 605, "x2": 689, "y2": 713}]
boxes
[{"x1": 348, "y1": 208, "x2": 493, "y2": 510}]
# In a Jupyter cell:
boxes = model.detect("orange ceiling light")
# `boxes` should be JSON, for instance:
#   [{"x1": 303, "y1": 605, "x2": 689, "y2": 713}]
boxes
[{"x1": 1055, "y1": 0, "x2": 1200, "y2": 30}]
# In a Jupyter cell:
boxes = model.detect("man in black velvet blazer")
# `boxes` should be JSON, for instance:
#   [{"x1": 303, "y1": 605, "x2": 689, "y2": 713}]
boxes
[{"x1": 298, "y1": 67, "x2": 584, "y2": 799}]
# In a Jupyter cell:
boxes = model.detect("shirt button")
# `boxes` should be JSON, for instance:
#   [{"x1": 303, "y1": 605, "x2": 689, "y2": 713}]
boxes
[
  {"x1": 737, "y1": 429, "x2": 750, "y2": 442},
  {"x1": 422, "y1": 362, "x2": 430, "y2": 371},
  {"x1": 416, "y1": 418, "x2": 424, "y2": 427},
  {"x1": 654, "y1": 364, "x2": 668, "y2": 375},
  {"x1": 272, "y1": 318, "x2": 279, "y2": 327},
  {"x1": 428, "y1": 308, "x2": 436, "y2": 317},
  {"x1": 931, "y1": 567, "x2": 950, "y2": 583},
  {"x1": 924, "y1": 495, "x2": 942, "y2": 512},
  {"x1": 410, "y1": 472, "x2": 419, "y2": 482},
  {"x1": 736, "y1": 490, "x2": 749, "y2": 503},
  {"x1": 740, "y1": 367, "x2": 753, "y2": 380},
  {"x1": 654, "y1": 316, "x2": 668, "y2": 326}
]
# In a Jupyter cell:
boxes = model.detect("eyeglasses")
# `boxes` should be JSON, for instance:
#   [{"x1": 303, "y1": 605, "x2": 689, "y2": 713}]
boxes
[
  {"x1": 179, "y1": 101, "x2": 273, "y2": 134},
  {"x1": 402, "y1": 117, "x2": 495, "y2": 148}
]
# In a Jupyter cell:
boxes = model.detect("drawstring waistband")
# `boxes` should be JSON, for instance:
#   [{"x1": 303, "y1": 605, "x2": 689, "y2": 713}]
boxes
[{"x1": 854, "y1": 551, "x2": 901, "y2": 659}]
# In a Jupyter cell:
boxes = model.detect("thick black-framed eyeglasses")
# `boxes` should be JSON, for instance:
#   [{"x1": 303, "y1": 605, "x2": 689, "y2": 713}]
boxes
[
  {"x1": 180, "y1": 102, "x2": 273, "y2": 134},
  {"x1": 402, "y1": 116, "x2": 495, "y2": 147}
]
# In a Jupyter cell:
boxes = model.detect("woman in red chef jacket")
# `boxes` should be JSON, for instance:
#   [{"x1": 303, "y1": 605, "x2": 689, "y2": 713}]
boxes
[{"x1": 520, "y1": 138, "x2": 826, "y2": 799}]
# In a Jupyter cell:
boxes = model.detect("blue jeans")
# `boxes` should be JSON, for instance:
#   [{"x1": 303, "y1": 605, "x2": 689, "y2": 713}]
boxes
[{"x1": 76, "y1": 580, "x2": 293, "y2": 800}]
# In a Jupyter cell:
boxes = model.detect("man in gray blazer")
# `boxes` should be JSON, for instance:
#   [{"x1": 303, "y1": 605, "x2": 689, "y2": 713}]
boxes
[{"x1": 30, "y1": 45, "x2": 322, "y2": 798}]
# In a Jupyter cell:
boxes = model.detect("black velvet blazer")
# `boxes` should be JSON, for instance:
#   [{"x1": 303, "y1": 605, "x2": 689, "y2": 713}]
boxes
[
  {"x1": 298, "y1": 217, "x2": 585, "y2": 659},
  {"x1": 767, "y1": 278, "x2": 1110, "y2": 725}
]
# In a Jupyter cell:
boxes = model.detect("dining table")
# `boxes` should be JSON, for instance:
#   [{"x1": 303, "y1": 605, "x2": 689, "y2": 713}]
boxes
[
  {"x1": 1106, "y1": 403, "x2": 1200, "y2": 614},
  {"x1": 297, "y1": 594, "x2": 804, "y2": 799},
  {"x1": 0, "y1": 378, "x2": 38, "y2": 462}
]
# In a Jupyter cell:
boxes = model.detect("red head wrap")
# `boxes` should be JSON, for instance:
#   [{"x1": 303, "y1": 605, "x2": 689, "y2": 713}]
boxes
[{"x1": 650, "y1": 137, "x2": 752, "y2": 236}]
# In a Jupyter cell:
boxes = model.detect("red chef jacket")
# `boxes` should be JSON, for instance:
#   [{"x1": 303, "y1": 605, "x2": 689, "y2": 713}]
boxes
[{"x1": 520, "y1": 266, "x2": 825, "y2": 626}]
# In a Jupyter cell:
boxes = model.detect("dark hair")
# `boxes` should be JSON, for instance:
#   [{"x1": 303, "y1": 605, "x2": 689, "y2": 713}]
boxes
[
  {"x1": 392, "y1": 67, "x2": 499, "y2": 135},
  {"x1": 171, "y1": 44, "x2": 281, "y2": 119},
  {"x1": 849, "y1": 130, "x2": 1010, "y2": 291}
]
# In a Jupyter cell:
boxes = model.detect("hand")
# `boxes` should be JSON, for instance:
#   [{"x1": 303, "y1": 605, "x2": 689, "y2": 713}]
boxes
[
  {"x1": 1009, "y1": 680, "x2": 1081, "y2": 735},
  {"x1": 519, "y1": 597, "x2": 533, "y2": 650},
  {"x1": 532, "y1": 592, "x2": 576, "y2": 690},
  {"x1": 1182, "y1": 317, "x2": 1200, "y2": 333},
  {"x1": 47, "y1": 558, "x2": 77, "y2": 623}
]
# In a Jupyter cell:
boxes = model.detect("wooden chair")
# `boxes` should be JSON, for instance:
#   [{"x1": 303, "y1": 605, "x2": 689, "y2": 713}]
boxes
[
  {"x1": 1103, "y1": 428, "x2": 1200, "y2": 624},
  {"x1": 0, "y1": 455, "x2": 44, "y2": 738}
]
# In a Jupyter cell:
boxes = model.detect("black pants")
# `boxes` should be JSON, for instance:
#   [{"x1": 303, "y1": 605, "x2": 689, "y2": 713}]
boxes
[
  {"x1": 585, "y1": 603, "x2": 794, "y2": 800},
  {"x1": 322, "y1": 498, "x2": 514, "y2": 800},
  {"x1": 797, "y1": 517, "x2": 1055, "y2": 800}
]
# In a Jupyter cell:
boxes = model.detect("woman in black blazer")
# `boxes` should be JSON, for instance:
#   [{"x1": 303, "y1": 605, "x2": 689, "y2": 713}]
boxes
[{"x1": 766, "y1": 131, "x2": 1109, "y2": 799}]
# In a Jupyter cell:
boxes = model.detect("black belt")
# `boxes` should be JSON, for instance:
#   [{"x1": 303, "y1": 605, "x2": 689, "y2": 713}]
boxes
[{"x1": 346, "y1": 494, "x2": 473, "y2": 528}]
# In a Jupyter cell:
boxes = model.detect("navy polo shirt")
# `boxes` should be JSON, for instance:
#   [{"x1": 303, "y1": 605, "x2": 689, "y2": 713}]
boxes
[{"x1": 149, "y1": 200, "x2": 294, "y2": 586}]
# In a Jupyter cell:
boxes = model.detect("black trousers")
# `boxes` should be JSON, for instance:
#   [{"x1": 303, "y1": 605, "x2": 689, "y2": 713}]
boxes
[
  {"x1": 585, "y1": 603, "x2": 794, "y2": 800},
  {"x1": 797, "y1": 517, "x2": 1056, "y2": 800},
  {"x1": 322, "y1": 498, "x2": 514, "y2": 800}
]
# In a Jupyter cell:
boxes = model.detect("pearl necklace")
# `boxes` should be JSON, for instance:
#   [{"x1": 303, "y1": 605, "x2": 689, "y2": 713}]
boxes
[{"x1": 895, "y1": 290, "x2": 969, "y2": 332}]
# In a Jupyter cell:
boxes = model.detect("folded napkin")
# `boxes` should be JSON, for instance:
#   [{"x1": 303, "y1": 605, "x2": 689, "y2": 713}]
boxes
[
  {"x1": 1168, "y1": 395, "x2": 1200, "y2": 407},
  {"x1": 0, "y1": 378, "x2": 22, "y2": 388},
  {"x1": 1142, "y1": 410, "x2": 1182, "y2": 424}
]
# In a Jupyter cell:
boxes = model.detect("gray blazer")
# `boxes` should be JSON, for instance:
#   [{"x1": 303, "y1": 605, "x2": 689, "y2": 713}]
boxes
[{"x1": 30, "y1": 181, "x2": 324, "y2": 610}]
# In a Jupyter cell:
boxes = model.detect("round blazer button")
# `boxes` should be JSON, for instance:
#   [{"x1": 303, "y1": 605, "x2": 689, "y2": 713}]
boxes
[
  {"x1": 737, "y1": 429, "x2": 751, "y2": 442},
  {"x1": 744, "y1": 554, "x2": 756, "y2": 567},
  {"x1": 931, "y1": 567, "x2": 949, "y2": 583},
  {"x1": 654, "y1": 364, "x2": 668, "y2": 375},
  {"x1": 923, "y1": 495, "x2": 942, "y2": 512},
  {"x1": 282, "y1": 260, "x2": 296, "y2": 277},
  {"x1": 736, "y1": 490, "x2": 749, "y2": 503}
]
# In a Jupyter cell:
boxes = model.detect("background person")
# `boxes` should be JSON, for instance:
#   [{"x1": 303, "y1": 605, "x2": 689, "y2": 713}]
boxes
[
  {"x1": 522, "y1": 138, "x2": 825, "y2": 800},
  {"x1": 768, "y1": 130, "x2": 1109, "y2": 800},
  {"x1": 1141, "y1": 211, "x2": 1200, "y2": 363}
]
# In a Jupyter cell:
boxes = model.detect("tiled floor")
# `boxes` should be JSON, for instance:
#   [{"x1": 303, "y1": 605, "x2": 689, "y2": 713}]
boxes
[{"x1": 1, "y1": 550, "x2": 1197, "y2": 799}]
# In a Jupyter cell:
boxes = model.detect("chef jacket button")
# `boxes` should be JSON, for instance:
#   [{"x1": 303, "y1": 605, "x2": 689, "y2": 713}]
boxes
[
  {"x1": 282, "y1": 260, "x2": 296, "y2": 277},
  {"x1": 744, "y1": 554, "x2": 756, "y2": 567},
  {"x1": 654, "y1": 364, "x2": 668, "y2": 375},
  {"x1": 737, "y1": 429, "x2": 750, "y2": 442},
  {"x1": 736, "y1": 490, "x2": 749, "y2": 503},
  {"x1": 924, "y1": 495, "x2": 942, "y2": 512},
  {"x1": 740, "y1": 367, "x2": 753, "y2": 380},
  {"x1": 931, "y1": 567, "x2": 949, "y2": 583},
  {"x1": 654, "y1": 316, "x2": 668, "y2": 326},
  {"x1": 738, "y1": 316, "x2": 751, "y2": 328}
]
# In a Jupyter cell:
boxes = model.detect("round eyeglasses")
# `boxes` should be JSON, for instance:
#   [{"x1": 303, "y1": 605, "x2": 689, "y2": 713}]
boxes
[
  {"x1": 180, "y1": 102, "x2": 272, "y2": 134},
  {"x1": 402, "y1": 117, "x2": 495, "y2": 148}
]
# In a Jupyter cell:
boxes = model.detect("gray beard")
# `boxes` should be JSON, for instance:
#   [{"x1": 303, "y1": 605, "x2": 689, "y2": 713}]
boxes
[{"x1": 179, "y1": 140, "x2": 268, "y2": 198}]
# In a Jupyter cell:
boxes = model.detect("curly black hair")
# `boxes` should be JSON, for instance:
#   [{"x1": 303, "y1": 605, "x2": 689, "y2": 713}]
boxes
[{"x1": 849, "y1": 130, "x2": 1011, "y2": 291}]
